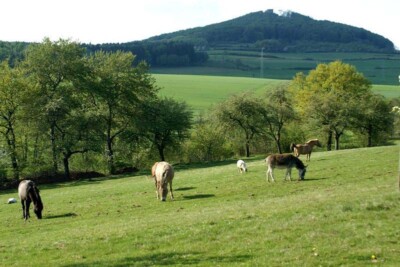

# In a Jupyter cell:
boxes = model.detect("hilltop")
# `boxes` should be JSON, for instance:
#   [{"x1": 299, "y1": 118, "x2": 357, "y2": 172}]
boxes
[{"x1": 146, "y1": 9, "x2": 396, "y2": 53}]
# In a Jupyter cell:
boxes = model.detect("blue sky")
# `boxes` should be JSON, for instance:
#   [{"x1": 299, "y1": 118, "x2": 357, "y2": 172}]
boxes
[{"x1": 1, "y1": 0, "x2": 399, "y2": 48}]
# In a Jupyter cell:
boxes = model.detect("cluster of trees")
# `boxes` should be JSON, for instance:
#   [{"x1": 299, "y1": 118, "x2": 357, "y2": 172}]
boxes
[
  {"x1": 84, "y1": 41, "x2": 208, "y2": 67},
  {"x1": 200, "y1": 61, "x2": 395, "y2": 160},
  {"x1": 0, "y1": 39, "x2": 193, "y2": 185},
  {"x1": 0, "y1": 39, "x2": 396, "y2": 187}
]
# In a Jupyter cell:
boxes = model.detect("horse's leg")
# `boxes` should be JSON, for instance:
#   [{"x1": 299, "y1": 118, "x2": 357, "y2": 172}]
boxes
[
  {"x1": 25, "y1": 199, "x2": 31, "y2": 220},
  {"x1": 21, "y1": 200, "x2": 26, "y2": 219},
  {"x1": 266, "y1": 167, "x2": 275, "y2": 182},
  {"x1": 287, "y1": 168, "x2": 292, "y2": 181},
  {"x1": 169, "y1": 181, "x2": 174, "y2": 200}
]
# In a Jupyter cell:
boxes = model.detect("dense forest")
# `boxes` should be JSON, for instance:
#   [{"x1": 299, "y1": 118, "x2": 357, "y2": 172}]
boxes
[
  {"x1": 148, "y1": 10, "x2": 396, "y2": 53},
  {"x1": 0, "y1": 40, "x2": 208, "y2": 68}
]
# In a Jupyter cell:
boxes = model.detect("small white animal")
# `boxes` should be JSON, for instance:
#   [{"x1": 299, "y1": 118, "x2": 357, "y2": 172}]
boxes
[
  {"x1": 7, "y1": 198, "x2": 17, "y2": 204},
  {"x1": 237, "y1": 160, "x2": 247, "y2": 173}
]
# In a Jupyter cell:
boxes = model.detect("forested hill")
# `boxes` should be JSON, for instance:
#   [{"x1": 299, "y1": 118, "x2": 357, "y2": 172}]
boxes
[
  {"x1": 147, "y1": 10, "x2": 395, "y2": 53},
  {"x1": 0, "y1": 10, "x2": 396, "y2": 68}
]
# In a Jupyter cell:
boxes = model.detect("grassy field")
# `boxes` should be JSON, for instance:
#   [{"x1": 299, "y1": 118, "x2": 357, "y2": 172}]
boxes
[
  {"x1": 1, "y1": 144, "x2": 399, "y2": 266},
  {"x1": 152, "y1": 52, "x2": 400, "y2": 85},
  {"x1": 154, "y1": 74, "x2": 400, "y2": 115}
]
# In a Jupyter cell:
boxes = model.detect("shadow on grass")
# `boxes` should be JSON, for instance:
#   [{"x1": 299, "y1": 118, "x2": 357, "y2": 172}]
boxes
[
  {"x1": 301, "y1": 177, "x2": 328, "y2": 182},
  {"x1": 62, "y1": 252, "x2": 252, "y2": 267},
  {"x1": 183, "y1": 194, "x2": 215, "y2": 200},
  {"x1": 175, "y1": 186, "x2": 196, "y2": 191},
  {"x1": 45, "y1": 212, "x2": 78, "y2": 219}
]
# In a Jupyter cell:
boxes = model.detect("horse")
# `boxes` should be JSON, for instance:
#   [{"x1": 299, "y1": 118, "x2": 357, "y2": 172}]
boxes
[
  {"x1": 18, "y1": 180, "x2": 43, "y2": 220},
  {"x1": 236, "y1": 159, "x2": 247, "y2": 173},
  {"x1": 151, "y1": 161, "x2": 174, "y2": 201},
  {"x1": 265, "y1": 154, "x2": 307, "y2": 182},
  {"x1": 290, "y1": 139, "x2": 321, "y2": 161}
]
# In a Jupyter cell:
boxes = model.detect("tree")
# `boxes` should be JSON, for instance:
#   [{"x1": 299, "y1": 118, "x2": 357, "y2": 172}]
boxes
[
  {"x1": 290, "y1": 61, "x2": 371, "y2": 150},
  {"x1": 140, "y1": 97, "x2": 193, "y2": 161},
  {"x1": 23, "y1": 38, "x2": 88, "y2": 177},
  {"x1": 352, "y1": 93, "x2": 394, "y2": 147},
  {"x1": 0, "y1": 61, "x2": 29, "y2": 179},
  {"x1": 258, "y1": 85, "x2": 295, "y2": 153},
  {"x1": 214, "y1": 93, "x2": 262, "y2": 157},
  {"x1": 87, "y1": 50, "x2": 158, "y2": 174}
]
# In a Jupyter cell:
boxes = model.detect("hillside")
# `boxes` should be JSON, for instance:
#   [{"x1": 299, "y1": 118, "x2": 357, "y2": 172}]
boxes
[
  {"x1": 1, "y1": 145, "x2": 399, "y2": 266},
  {"x1": 147, "y1": 10, "x2": 396, "y2": 53}
]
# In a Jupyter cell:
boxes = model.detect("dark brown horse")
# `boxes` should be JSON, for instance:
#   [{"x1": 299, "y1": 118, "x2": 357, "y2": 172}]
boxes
[
  {"x1": 290, "y1": 139, "x2": 321, "y2": 161},
  {"x1": 265, "y1": 154, "x2": 307, "y2": 182},
  {"x1": 18, "y1": 180, "x2": 43, "y2": 220}
]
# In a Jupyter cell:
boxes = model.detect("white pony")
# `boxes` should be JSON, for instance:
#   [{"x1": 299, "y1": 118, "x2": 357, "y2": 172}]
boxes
[{"x1": 237, "y1": 159, "x2": 247, "y2": 173}]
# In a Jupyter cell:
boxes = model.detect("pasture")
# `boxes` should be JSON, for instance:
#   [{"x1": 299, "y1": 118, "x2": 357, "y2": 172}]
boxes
[
  {"x1": 1, "y1": 144, "x2": 399, "y2": 266},
  {"x1": 152, "y1": 52, "x2": 400, "y2": 85},
  {"x1": 154, "y1": 74, "x2": 400, "y2": 115}
]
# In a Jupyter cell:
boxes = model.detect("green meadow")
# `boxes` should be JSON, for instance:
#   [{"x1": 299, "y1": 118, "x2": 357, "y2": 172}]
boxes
[
  {"x1": 1, "y1": 144, "x2": 399, "y2": 266},
  {"x1": 152, "y1": 52, "x2": 400, "y2": 85},
  {"x1": 154, "y1": 74, "x2": 400, "y2": 114}
]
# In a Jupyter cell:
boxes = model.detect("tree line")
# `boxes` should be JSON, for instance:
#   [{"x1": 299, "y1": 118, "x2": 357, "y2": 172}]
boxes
[{"x1": 0, "y1": 38, "x2": 396, "y2": 188}]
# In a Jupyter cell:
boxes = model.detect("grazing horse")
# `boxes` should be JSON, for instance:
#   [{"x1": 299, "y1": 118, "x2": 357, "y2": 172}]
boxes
[
  {"x1": 18, "y1": 180, "x2": 43, "y2": 220},
  {"x1": 237, "y1": 159, "x2": 247, "y2": 173},
  {"x1": 290, "y1": 139, "x2": 321, "y2": 161},
  {"x1": 265, "y1": 154, "x2": 307, "y2": 182},
  {"x1": 151, "y1": 161, "x2": 174, "y2": 201}
]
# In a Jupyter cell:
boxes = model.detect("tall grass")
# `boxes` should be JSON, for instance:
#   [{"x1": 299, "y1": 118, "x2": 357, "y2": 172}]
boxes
[{"x1": 1, "y1": 144, "x2": 399, "y2": 266}]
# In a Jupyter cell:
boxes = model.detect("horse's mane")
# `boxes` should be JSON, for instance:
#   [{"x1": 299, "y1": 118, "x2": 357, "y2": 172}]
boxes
[{"x1": 28, "y1": 182, "x2": 43, "y2": 208}]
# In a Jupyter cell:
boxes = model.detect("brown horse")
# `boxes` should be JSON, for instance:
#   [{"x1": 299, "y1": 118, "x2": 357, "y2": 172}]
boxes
[
  {"x1": 151, "y1": 161, "x2": 174, "y2": 201},
  {"x1": 18, "y1": 180, "x2": 43, "y2": 220},
  {"x1": 290, "y1": 139, "x2": 321, "y2": 161},
  {"x1": 265, "y1": 154, "x2": 307, "y2": 182}
]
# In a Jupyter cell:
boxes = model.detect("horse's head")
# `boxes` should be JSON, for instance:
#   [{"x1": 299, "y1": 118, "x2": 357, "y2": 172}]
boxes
[
  {"x1": 34, "y1": 202, "x2": 43, "y2": 219},
  {"x1": 299, "y1": 166, "x2": 307, "y2": 180},
  {"x1": 316, "y1": 140, "x2": 322, "y2": 147},
  {"x1": 32, "y1": 187, "x2": 43, "y2": 219},
  {"x1": 157, "y1": 180, "x2": 169, "y2": 201}
]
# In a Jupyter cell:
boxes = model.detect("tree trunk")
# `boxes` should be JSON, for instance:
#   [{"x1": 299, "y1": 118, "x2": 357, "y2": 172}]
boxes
[
  {"x1": 5, "y1": 125, "x2": 19, "y2": 180},
  {"x1": 63, "y1": 153, "x2": 71, "y2": 180},
  {"x1": 50, "y1": 123, "x2": 58, "y2": 176},
  {"x1": 157, "y1": 143, "x2": 166, "y2": 161},
  {"x1": 335, "y1": 132, "x2": 341, "y2": 150},
  {"x1": 367, "y1": 124, "x2": 373, "y2": 147},
  {"x1": 245, "y1": 141, "x2": 250, "y2": 157},
  {"x1": 326, "y1": 130, "x2": 333, "y2": 151},
  {"x1": 106, "y1": 135, "x2": 115, "y2": 175}
]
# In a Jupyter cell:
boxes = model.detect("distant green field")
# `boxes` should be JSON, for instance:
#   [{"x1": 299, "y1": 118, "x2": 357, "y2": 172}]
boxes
[
  {"x1": 154, "y1": 74, "x2": 287, "y2": 114},
  {"x1": 154, "y1": 74, "x2": 400, "y2": 114},
  {"x1": 152, "y1": 52, "x2": 400, "y2": 86}
]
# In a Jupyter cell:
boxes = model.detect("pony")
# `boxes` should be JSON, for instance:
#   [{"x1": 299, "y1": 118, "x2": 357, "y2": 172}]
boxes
[
  {"x1": 290, "y1": 139, "x2": 321, "y2": 161},
  {"x1": 151, "y1": 161, "x2": 174, "y2": 201},
  {"x1": 18, "y1": 180, "x2": 43, "y2": 220},
  {"x1": 265, "y1": 154, "x2": 307, "y2": 182},
  {"x1": 236, "y1": 159, "x2": 247, "y2": 173}
]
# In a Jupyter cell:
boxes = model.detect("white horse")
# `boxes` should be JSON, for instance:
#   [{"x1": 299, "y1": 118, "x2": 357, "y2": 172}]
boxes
[
  {"x1": 265, "y1": 154, "x2": 307, "y2": 182},
  {"x1": 151, "y1": 161, "x2": 174, "y2": 201},
  {"x1": 237, "y1": 159, "x2": 247, "y2": 173}
]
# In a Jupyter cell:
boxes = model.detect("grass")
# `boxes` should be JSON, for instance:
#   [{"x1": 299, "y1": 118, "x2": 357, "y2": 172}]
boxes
[
  {"x1": 154, "y1": 74, "x2": 400, "y2": 115},
  {"x1": 1, "y1": 144, "x2": 399, "y2": 266},
  {"x1": 152, "y1": 52, "x2": 400, "y2": 85}
]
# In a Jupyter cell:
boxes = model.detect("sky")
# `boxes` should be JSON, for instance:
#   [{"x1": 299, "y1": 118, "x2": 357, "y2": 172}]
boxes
[{"x1": 1, "y1": 0, "x2": 399, "y2": 49}]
